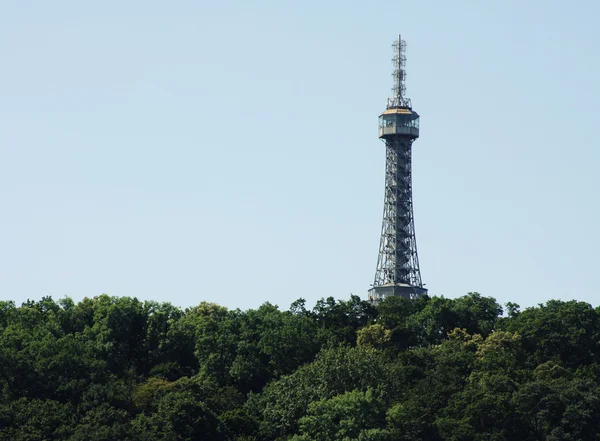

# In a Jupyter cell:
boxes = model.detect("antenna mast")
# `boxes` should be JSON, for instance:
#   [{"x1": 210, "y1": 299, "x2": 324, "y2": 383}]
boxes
[{"x1": 388, "y1": 35, "x2": 411, "y2": 109}]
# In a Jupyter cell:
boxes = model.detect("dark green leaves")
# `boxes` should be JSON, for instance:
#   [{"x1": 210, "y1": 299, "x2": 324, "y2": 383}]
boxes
[{"x1": 1, "y1": 294, "x2": 599, "y2": 440}]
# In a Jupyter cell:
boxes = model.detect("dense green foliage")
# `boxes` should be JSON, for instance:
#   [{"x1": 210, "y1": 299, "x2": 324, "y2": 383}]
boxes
[{"x1": 1, "y1": 293, "x2": 600, "y2": 440}]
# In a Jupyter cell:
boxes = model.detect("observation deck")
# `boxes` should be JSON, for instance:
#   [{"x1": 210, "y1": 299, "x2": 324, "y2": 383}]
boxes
[{"x1": 378, "y1": 107, "x2": 420, "y2": 139}]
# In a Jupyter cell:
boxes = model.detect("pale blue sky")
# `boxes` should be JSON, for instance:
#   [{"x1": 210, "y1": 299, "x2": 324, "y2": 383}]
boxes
[{"x1": 1, "y1": 1, "x2": 598, "y2": 311}]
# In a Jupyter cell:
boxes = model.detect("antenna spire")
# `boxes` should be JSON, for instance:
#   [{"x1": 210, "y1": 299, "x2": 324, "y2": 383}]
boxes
[{"x1": 388, "y1": 34, "x2": 411, "y2": 109}]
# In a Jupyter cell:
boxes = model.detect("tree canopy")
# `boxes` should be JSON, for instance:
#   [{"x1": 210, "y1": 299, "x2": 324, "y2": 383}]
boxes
[{"x1": 1, "y1": 293, "x2": 599, "y2": 440}]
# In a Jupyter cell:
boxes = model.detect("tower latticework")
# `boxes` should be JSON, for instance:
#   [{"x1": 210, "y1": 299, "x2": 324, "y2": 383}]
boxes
[{"x1": 369, "y1": 35, "x2": 427, "y2": 302}]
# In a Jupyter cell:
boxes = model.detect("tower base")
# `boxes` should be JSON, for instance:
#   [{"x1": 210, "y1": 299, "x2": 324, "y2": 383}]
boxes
[{"x1": 368, "y1": 283, "x2": 427, "y2": 303}]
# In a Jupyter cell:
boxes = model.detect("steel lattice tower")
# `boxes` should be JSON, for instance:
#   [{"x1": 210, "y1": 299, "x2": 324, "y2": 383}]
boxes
[{"x1": 368, "y1": 35, "x2": 427, "y2": 303}]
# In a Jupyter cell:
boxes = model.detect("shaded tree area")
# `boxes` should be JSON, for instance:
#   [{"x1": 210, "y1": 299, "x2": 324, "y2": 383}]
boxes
[{"x1": 1, "y1": 293, "x2": 600, "y2": 440}]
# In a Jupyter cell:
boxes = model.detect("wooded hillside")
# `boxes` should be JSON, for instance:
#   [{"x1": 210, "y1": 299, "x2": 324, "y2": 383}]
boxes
[{"x1": 1, "y1": 293, "x2": 599, "y2": 440}]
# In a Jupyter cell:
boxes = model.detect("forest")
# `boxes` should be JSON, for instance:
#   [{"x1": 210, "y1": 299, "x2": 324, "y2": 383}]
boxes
[{"x1": 1, "y1": 293, "x2": 599, "y2": 440}]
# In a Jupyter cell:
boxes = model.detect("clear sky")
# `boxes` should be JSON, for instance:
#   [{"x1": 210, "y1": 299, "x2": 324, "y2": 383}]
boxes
[{"x1": 1, "y1": 0, "x2": 599, "y2": 311}]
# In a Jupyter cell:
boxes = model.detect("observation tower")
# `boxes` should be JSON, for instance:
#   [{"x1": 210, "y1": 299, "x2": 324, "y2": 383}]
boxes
[{"x1": 368, "y1": 35, "x2": 427, "y2": 302}]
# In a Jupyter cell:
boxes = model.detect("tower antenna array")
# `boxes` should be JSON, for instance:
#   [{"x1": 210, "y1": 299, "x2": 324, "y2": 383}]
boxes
[{"x1": 388, "y1": 35, "x2": 411, "y2": 109}]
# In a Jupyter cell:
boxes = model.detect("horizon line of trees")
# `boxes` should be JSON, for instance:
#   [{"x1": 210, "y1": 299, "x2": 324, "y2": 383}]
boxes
[{"x1": 1, "y1": 292, "x2": 600, "y2": 440}]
